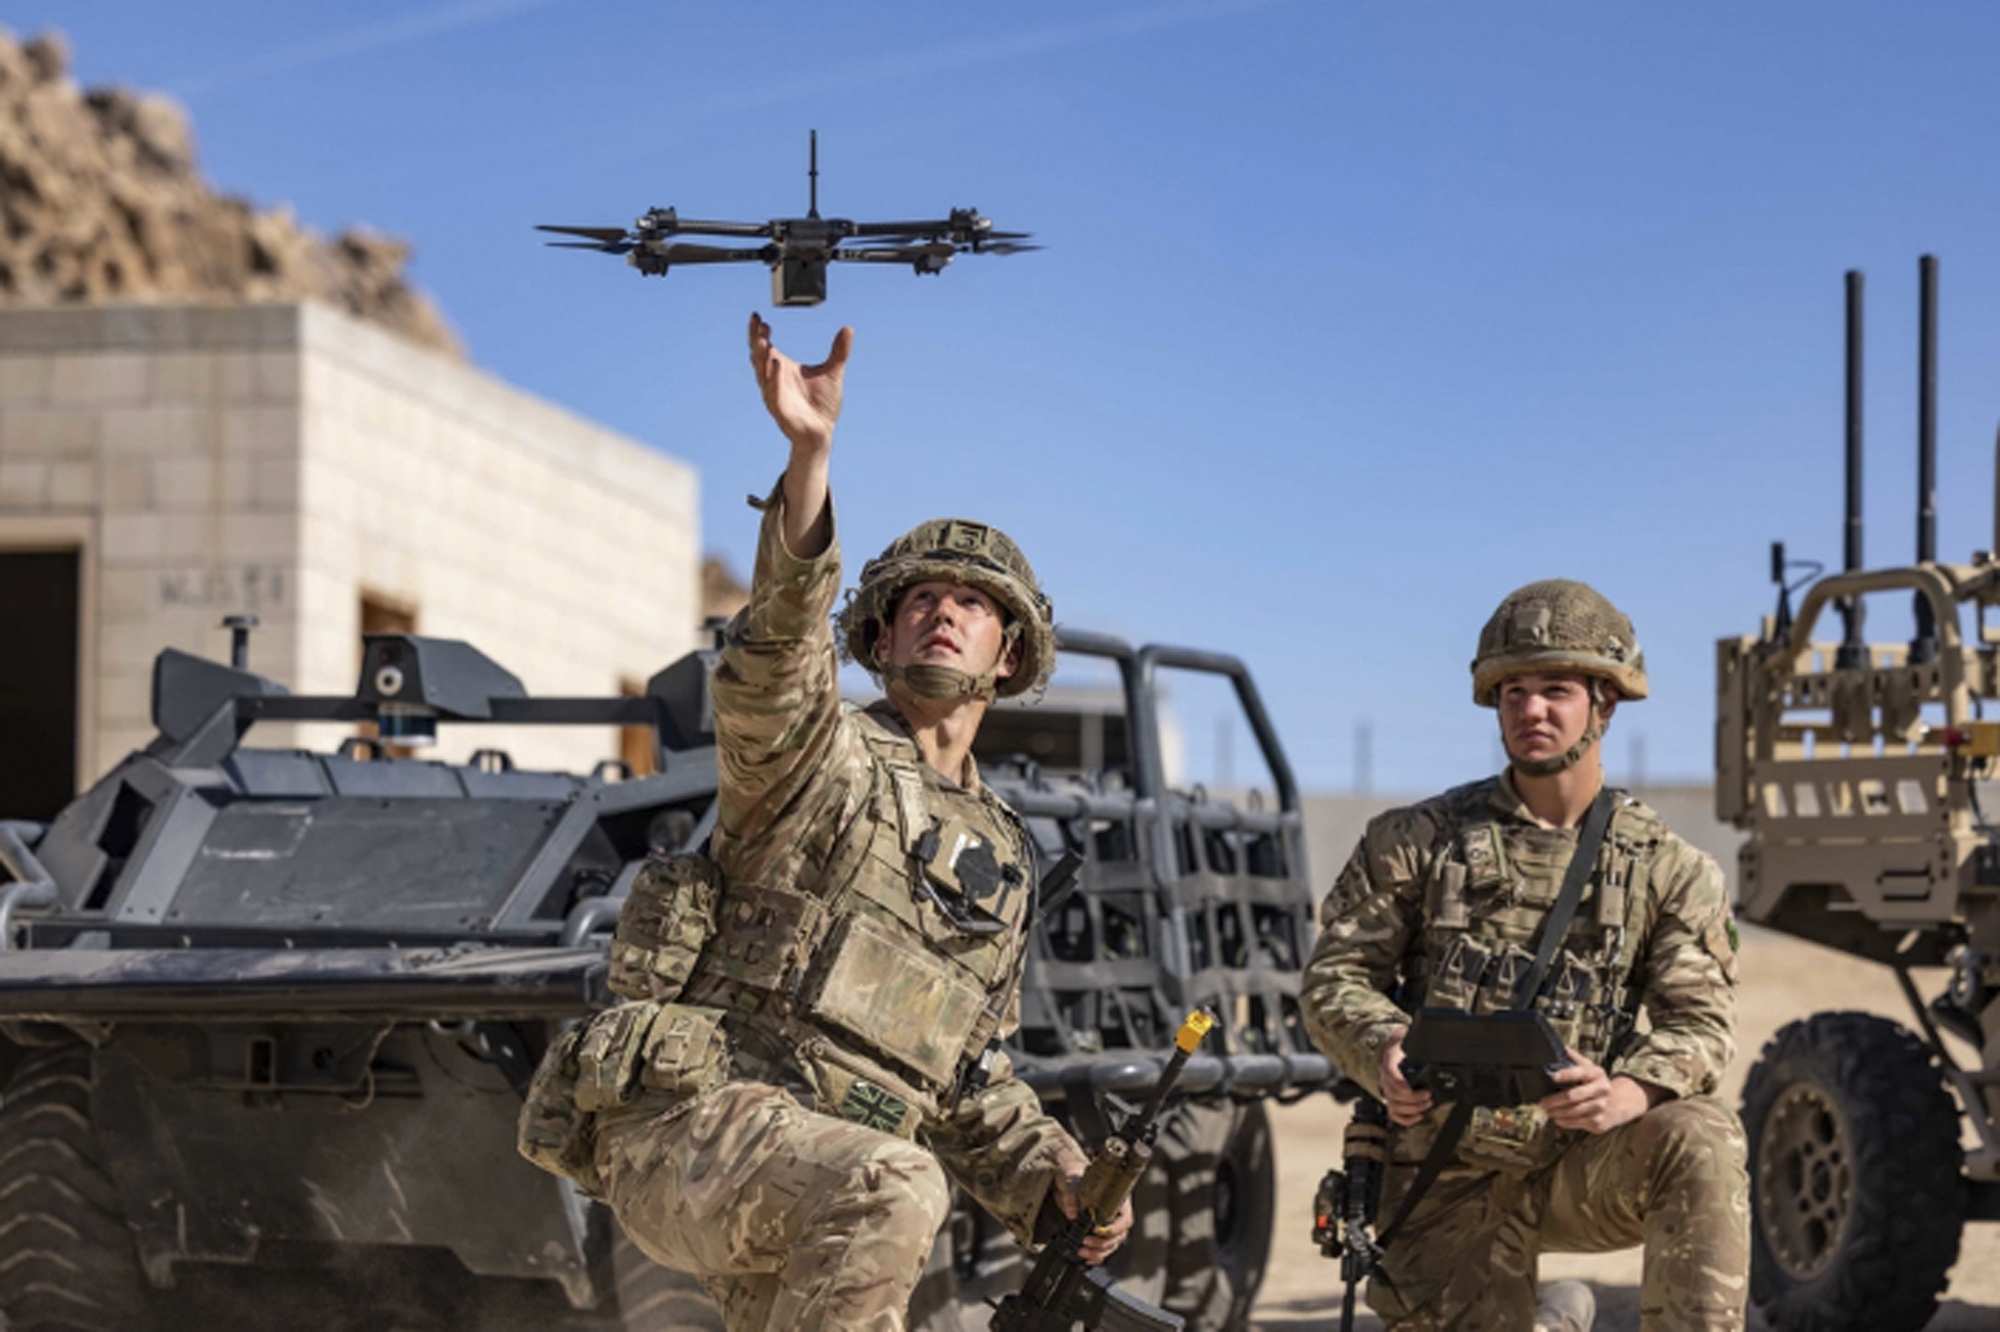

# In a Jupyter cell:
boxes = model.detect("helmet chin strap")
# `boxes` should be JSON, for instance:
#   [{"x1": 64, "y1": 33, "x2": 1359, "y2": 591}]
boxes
[
  {"x1": 882, "y1": 662, "x2": 998, "y2": 702},
  {"x1": 877, "y1": 623, "x2": 1019, "y2": 704}
]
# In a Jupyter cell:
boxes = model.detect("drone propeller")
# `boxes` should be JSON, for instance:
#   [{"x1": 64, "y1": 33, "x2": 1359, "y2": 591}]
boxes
[
  {"x1": 975, "y1": 241, "x2": 1040, "y2": 256},
  {"x1": 537, "y1": 224, "x2": 633, "y2": 245}
]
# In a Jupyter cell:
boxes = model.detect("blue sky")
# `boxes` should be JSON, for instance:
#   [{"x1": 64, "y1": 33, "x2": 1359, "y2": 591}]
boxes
[{"x1": 30, "y1": 2, "x2": 2000, "y2": 796}]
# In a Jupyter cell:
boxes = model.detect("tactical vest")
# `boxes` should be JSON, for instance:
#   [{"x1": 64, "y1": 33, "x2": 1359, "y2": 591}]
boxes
[
  {"x1": 610, "y1": 703, "x2": 1035, "y2": 1136},
  {"x1": 1403, "y1": 780, "x2": 1663, "y2": 1169}
]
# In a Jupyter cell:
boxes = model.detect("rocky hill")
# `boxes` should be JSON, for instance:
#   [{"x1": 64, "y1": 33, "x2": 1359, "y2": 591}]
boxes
[{"x1": 0, "y1": 27, "x2": 460, "y2": 357}]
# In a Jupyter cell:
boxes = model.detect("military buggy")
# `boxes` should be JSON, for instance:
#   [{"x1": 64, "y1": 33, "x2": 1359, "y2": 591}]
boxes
[
  {"x1": 1717, "y1": 259, "x2": 2000, "y2": 1330},
  {"x1": 0, "y1": 622, "x2": 1333, "y2": 1331}
]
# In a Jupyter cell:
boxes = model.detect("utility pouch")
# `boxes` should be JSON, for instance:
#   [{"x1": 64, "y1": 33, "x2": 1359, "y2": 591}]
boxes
[
  {"x1": 610, "y1": 852, "x2": 723, "y2": 1003},
  {"x1": 704, "y1": 881, "x2": 830, "y2": 993},
  {"x1": 637, "y1": 1003, "x2": 729, "y2": 1097},
  {"x1": 574, "y1": 1001, "x2": 661, "y2": 1113},
  {"x1": 517, "y1": 1022, "x2": 605, "y2": 1197},
  {"x1": 796, "y1": 1035, "x2": 926, "y2": 1140},
  {"x1": 803, "y1": 911, "x2": 986, "y2": 1088}
]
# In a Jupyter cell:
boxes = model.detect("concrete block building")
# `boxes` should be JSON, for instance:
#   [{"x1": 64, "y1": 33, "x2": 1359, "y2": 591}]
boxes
[{"x1": 0, "y1": 302, "x2": 699, "y2": 821}]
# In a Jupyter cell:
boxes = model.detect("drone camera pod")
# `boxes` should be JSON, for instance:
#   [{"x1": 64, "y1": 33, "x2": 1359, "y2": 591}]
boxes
[{"x1": 774, "y1": 258, "x2": 828, "y2": 307}]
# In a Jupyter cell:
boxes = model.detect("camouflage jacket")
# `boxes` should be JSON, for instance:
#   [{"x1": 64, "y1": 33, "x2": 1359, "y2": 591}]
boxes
[
  {"x1": 1300, "y1": 776, "x2": 1738, "y2": 1173},
  {"x1": 699, "y1": 482, "x2": 1083, "y2": 1241}
]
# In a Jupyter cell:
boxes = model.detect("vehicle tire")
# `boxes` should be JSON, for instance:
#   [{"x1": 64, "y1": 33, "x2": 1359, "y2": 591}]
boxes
[
  {"x1": 1740, "y1": 1011, "x2": 1965, "y2": 1332},
  {"x1": 0, "y1": 1044, "x2": 156, "y2": 1332},
  {"x1": 1157, "y1": 1100, "x2": 1274, "y2": 1332},
  {"x1": 611, "y1": 1224, "x2": 723, "y2": 1331}
]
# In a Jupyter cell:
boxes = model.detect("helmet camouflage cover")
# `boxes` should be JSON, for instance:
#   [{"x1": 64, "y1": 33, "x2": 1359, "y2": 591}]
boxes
[
  {"x1": 1472, "y1": 579, "x2": 1648, "y2": 706},
  {"x1": 838, "y1": 518, "x2": 1055, "y2": 699}
]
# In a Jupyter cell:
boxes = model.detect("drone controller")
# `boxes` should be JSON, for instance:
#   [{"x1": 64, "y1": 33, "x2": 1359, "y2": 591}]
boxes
[{"x1": 1398, "y1": 1008, "x2": 1574, "y2": 1108}]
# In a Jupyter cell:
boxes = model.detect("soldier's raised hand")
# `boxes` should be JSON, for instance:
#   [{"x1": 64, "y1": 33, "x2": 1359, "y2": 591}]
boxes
[{"x1": 749, "y1": 313, "x2": 852, "y2": 456}]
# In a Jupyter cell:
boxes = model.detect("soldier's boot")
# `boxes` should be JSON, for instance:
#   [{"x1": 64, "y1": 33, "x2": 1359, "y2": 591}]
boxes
[{"x1": 1532, "y1": 1280, "x2": 1596, "y2": 1332}]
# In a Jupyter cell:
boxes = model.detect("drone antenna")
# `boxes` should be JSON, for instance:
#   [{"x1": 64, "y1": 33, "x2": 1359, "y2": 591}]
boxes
[{"x1": 808, "y1": 130, "x2": 820, "y2": 220}]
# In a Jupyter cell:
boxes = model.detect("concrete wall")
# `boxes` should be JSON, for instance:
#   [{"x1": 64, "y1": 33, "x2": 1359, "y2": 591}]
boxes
[{"x1": 0, "y1": 302, "x2": 698, "y2": 784}]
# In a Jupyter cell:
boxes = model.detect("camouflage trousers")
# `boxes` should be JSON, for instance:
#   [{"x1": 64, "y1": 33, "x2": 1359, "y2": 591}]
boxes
[
  {"x1": 596, "y1": 1078, "x2": 951, "y2": 1332},
  {"x1": 1369, "y1": 1096, "x2": 1750, "y2": 1332}
]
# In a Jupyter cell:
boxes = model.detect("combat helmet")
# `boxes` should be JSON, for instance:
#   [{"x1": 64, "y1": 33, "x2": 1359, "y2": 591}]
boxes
[
  {"x1": 838, "y1": 518, "x2": 1054, "y2": 700},
  {"x1": 1472, "y1": 579, "x2": 1648, "y2": 707}
]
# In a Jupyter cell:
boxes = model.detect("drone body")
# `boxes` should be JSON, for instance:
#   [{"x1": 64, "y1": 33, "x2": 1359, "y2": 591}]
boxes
[{"x1": 539, "y1": 133, "x2": 1035, "y2": 307}]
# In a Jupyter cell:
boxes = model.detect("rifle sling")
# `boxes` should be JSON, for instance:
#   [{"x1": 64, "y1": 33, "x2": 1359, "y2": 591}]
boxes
[{"x1": 1371, "y1": 786, "x2": 1617, "y2": 1258}]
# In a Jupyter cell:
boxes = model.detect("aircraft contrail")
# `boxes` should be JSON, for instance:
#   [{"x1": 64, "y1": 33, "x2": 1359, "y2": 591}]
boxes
[
  {"x1": 675, "y1": 0, "x2": 1303, "y2": 121},
  {"x1": 166, "y1": 0, "x2": 572, "y2": 97}
]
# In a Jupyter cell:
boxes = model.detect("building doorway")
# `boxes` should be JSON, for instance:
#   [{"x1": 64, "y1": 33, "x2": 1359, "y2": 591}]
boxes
[{"x1": 0, "y1": 550, "x2": 80, "y2": 822}]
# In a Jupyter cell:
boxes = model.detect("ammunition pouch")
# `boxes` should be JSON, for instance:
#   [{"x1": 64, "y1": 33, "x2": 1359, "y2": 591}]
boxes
[
  {"x1": 697, "y1": 880, "x2": 832, "y2": 999},
  {"x1": 639, "y1": 1002, "x2": 731, "y2": 1098},
  {"x1": 517, "y1": 1021, "x2": 604, "y2": 1197},
  {"x1": 517, "y1": 1001, "x2": 731, "y2": 1197},
  {"x1": 609, "y1": 852, "x2": 723, "y2": 1003}
]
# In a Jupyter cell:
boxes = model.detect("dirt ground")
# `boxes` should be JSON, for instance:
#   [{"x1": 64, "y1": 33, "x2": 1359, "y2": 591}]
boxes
[{"x1": 1249, "y1": 927, "x2": 2000, "y2": 1331}]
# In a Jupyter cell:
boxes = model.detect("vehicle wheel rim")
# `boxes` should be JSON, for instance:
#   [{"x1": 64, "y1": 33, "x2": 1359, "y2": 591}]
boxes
[{"x1": 1756, "y1": 1081, "x2": 1851, "y2": 1281}]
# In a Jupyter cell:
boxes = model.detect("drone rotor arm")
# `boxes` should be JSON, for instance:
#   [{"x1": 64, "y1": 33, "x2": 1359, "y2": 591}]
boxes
[
  {"x1": 665, "y1": 217, "x2": 775, "y2": 239},
  {"x1": 643, "y1": 242, "x2": 773, "y2": 265},
  {"x1": 847, "y1": 219, "x2": 956, "y2": 239},
  {"x1": 829, "y1": 244, "x2": 949, "y2": 262}
]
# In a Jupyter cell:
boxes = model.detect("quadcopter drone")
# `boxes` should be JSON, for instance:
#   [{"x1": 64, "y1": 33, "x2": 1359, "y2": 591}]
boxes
[{"x1": 538, "y1": 132, "x2": 1036, "y2": 308}]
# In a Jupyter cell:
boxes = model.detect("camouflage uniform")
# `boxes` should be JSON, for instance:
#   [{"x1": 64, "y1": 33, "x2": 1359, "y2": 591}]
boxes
[
  {"x1": 523, "y1": 487, "x2": 1084, "y2": 1332},
  {"x1": 1302, "y1": 774, "x2": 1750, "y2": 1332}
]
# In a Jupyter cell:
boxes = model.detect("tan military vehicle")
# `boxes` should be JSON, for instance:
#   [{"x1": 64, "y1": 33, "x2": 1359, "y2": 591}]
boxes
[{"x1": 1717, "y1": 260, "x2": 2000, "y2": 1330}]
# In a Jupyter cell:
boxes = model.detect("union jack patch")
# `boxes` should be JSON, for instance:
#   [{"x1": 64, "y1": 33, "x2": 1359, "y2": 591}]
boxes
[{"x1": 838, "y1": 1080, "x2": 911, "y2": 1134}]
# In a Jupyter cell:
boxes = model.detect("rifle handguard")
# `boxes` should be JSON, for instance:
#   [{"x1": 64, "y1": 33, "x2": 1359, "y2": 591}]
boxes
[
  {"x1": 1077, "y1": 1137, "x2": 1152, "y2": 1226},
  {"x1": 990, "y1": 1011, "x2": 1212, "y2": 1332}
]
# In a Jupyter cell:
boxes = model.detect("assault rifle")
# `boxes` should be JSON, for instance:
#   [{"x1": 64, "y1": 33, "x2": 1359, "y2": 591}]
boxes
[
  {"x1": 1311, "y1": 1096, "x2": 1386, "y2": 1332},
  {"x1": 1398, "y1": 1007, "x2": 1573, "y2": 1107},
  {"x1": 990, "y1": 1009, "x2": 1215, "y2": 1332}
]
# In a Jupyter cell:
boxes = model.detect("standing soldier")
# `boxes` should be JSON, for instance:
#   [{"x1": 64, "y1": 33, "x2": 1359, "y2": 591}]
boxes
[
  {"x1": 519, "y1": 315, "x2": 1129, "y2": 1331},
  {"x1": 1300, "y1": 581, "x2": 1750, "y2": 1332}
]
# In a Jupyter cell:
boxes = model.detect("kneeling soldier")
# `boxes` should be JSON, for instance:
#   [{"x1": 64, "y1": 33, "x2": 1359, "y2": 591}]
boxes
[
  {"x1": 519, "y1": 315, "x2": 1129, "y2": 1332},
  {"x1": 1301, "y1": 580, "x2": 1750, "y2": 1332}
]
